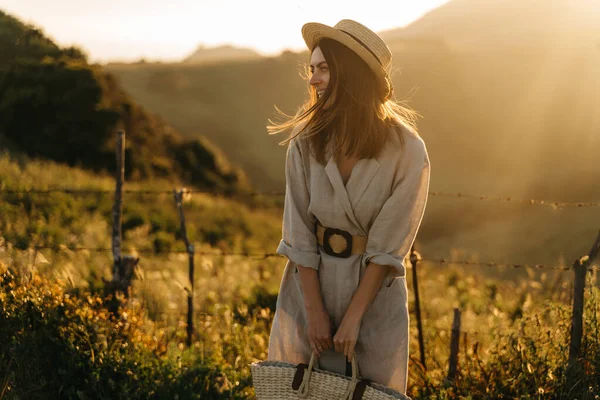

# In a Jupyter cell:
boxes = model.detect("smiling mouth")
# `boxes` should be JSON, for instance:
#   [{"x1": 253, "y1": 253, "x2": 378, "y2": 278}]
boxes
[{"x1": 317, "y1": 90, "x2": 325, "y2": 98}]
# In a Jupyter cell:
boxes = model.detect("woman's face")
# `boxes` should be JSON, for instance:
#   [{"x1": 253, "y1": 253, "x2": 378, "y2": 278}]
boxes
[{"x1": 309, "y1": 46, "x2": 330, "y2": 103}]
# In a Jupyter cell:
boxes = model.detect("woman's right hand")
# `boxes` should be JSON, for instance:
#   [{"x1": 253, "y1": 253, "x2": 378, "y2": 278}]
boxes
[
  {"x1": 306, "y1": 307, "x2": 333, "y2": 357},
  {"x1": 295, "y1": 264, "x2": 332, "y2": 356}
]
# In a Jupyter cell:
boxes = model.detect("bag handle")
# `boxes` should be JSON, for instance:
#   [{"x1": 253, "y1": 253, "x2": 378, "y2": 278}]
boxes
[
  {"x1": 292, "y1": 352, "x2": 370, "y2": 400},
  {"x1": 296, "y1": 351, "x2": 319, "y2": 398},
  {"x1": 341, "y1": 353, "x2": 366, "y2": 400}
]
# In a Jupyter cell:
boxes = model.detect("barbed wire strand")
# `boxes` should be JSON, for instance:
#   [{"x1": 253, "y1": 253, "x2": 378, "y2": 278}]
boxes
[
  {"x1": 427, "y1": 326, "x2": 536, "y2": 340},
  {"x1": 427, "y1": 191, "x2": 600, "y2": 208},
  {"x1": 24, "y1": 245, "x2": 280, "y2": 260},
  {"x1": 419, "y1": 257, "x2": 576, "y2": 271},
  {"x1": 149, "y1": 311, "x2": 513, "y2": 337},
  {"x1": 1, "y1": 188, "x2": 599, "y2": 208},
  {"x1": 131, "y1": 310, "x2": 539, "y2": 341},
  {"x1": 2, "y1": 186, "x2": 593, "y2": 351},
  {"x1": 3, "y1": 244, "x2": 597, "y2": 272}
]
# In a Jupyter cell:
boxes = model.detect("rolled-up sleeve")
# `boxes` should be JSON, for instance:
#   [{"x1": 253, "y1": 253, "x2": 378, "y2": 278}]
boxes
[
  {"x1": 362, "y1": 138, "x2": 430, "y2": 275},
  {"x1": 276, "y1": 139, "x2": 321, "y2": 270}
]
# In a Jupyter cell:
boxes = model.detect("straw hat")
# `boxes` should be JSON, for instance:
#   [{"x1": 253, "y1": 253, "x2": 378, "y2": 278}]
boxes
[{"x1": 301, "y1": 19, "x2": 393, "y2": 99}]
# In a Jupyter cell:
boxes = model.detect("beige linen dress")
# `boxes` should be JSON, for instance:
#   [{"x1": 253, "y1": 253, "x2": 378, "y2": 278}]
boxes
[{"x1": 267, "y1": 124, "x2": 430, "y2": 394}]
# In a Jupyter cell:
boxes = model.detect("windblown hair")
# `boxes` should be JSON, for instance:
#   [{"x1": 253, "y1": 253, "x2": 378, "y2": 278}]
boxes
[{"x1": 267, "y1": 38, "x2": 419, "y2": 164}]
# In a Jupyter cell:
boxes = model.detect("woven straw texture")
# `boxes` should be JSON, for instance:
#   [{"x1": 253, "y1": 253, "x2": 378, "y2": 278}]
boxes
[
  {"x1": 301, "y1": 19, "x2": 393, "y2": 94},
  {"x1": 251, "y1": 358, "x2": 411, "y2": 400}
]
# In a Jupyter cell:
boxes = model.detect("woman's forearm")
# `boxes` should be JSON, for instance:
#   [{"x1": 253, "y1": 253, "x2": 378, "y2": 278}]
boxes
[
  {"x1": 296, "y1": 264, "x2": 326, "y2": 313},
  {"x1": 346, "y1": 262, "x2": 392, "y2": 318}
]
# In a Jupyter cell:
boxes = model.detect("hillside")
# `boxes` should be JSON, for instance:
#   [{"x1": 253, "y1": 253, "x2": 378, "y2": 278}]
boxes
[
  {"x1": 182, "y1": 44, "x2": 261, "y2": 64},
  {"x1": 106, "y1": 50, "x2": 308, "y2": 190},
  {"x1": 105, "y1": 0, "x2": 600, "y2": 198},
  {"x1": 381, "y1": 0, "x2": 600, "y2": 51},
  {"x1": 0, "y1": 9, "x2": 249, "y2": 194},
  {"x1": 105, "y1": 1, "x2": 600, "y2": 265}
]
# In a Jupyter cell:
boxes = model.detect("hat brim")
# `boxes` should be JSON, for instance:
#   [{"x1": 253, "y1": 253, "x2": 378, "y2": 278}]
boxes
[{"x1": 301, "y1": 22, "x2": 389, "y2": 91}]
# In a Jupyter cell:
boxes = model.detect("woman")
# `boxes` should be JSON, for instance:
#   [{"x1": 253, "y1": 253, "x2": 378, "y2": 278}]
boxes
[{"x1": 266, "y1": 19, "x2": 430, "y2": 394}]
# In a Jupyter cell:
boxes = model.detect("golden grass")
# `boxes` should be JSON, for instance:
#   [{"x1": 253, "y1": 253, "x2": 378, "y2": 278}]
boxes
[{"x1": 2, "y1": 152, "x2": 600, "y2": 398}]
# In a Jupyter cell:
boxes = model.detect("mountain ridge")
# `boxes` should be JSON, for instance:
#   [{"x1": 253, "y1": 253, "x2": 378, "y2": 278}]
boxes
[
  {"x1": 380, "y1": 0, "x2": 600, "y2": 50},
  {"x1": 0, "y1": 9, "x2": 250, "y2": 194},
  {"x1": 182, "y1": 44, "x2": 261, "y2": 65}
]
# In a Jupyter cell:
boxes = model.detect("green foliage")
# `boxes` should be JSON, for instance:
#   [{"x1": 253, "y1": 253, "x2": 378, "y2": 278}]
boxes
[
  {"x1": 1, "y1": 152, "x2": 600, "y2": 398},
  {"x1": 174, "y1": 137, "x2": 247, "y2": 193},
  {"x1": 122, "y1": 212, "x2": 146, "y2": 234},
  {"x1": 1, "y1": 11, "x2": 598, "y2": 395},
  {"x1": 152, "y1": 231, "x2": 175, "y2": 254},
  {"x1": 415, "y1": 293, "x2": 600, "y2": 399},
  {"x1": 0, "y1": 152, "x2": 283, "y2": 399},
  {"x1": 0, "y1": 58, "x2": 120, "y2": 164},
  {"x1": 238, "y1": 285, "x2": 278, "y2": 322},
  {"x1": 0, "y1": 9, "x2": 249, "y2": 196},
  {"x1": 0, "y1": 152, "x2": 280, "y2": 259},
  {"x1": 0, "y1": 270, "x2": 247, "y2": 399},
  {"x1": 3, "y1": 261, "x2": 599, "y2": 399},
  {"x1": 0, "y1": 10, "x2": 71, "y2": 67},
  {"x1": 106, "y1": 54, "x2": 307, "y2": 192}
]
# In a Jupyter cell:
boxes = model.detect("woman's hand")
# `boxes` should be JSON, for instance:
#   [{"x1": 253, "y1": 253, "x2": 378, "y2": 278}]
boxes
[
  {"x1": 334, "y1": 262, "x2": 391, "y2": 358},
  {"x1": 307, "y1": 308, "x2": 333, "y2": 357},
  {"x1": 296, "y1": 264, "x2": 332, "y2": 356},
  {"x1": 333, "y1": 309, "x2": 362, "y2": 358}
]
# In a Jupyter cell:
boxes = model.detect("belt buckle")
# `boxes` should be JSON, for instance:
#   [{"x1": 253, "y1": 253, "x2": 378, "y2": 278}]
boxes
[{"x1": 322, "y1": 227, "x2": 353, "y2": 258}]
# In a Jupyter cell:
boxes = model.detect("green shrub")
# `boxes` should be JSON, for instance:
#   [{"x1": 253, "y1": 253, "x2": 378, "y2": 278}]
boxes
[
  {"x1": 153, "y1": 231, "x2": 175, "y2": 254},
  {"x1": 122, "y1": 213, "x2": 146, "y2": 234},
  {"x1": 413, "y1": 290, "x2": 600, "y2": 399},
  {"x1": 0, "y1": 269, "x2": 247, "y2": 399}
]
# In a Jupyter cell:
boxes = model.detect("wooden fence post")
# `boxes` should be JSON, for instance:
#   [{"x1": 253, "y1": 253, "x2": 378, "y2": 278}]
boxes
[
  {"x1": 174, "y1": 189, "x2": 195, "y2": 347},
  {"x1": 112, "y1": 129, "x2": 125, "y2": 278},
  {"x1": 447, "y1": 308, "x2": 461, "y2": 382},
  {"x1": 410, "y1": 245, "x2": 427, "y2": 370},
  {"x1": 568, "y1": 231, "x2": 600, "y2": 370},
  {"x1": 105, "y1": 130, "x2": 139, "y2": 311}
]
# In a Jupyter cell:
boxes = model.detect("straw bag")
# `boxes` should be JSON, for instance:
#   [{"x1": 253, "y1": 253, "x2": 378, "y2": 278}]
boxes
[{"x1": 251, "y1": 352, "x2": 411, "y2": 400}]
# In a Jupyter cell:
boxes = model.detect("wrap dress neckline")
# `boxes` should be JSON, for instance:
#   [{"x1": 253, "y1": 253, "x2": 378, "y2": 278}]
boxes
[{"x1": 325, "y1": 154, "x2": 381, "y2": 236}]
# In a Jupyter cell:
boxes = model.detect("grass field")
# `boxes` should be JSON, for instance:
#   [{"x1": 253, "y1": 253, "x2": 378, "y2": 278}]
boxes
[{"x1": 1, "y1": 152, "x2": 600, "y2": 398}]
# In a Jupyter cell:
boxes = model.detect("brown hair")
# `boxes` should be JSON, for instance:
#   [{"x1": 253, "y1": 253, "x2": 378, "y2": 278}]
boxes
[{"x1": 267, "y1": 38, "x2": 419, "y2": 164}]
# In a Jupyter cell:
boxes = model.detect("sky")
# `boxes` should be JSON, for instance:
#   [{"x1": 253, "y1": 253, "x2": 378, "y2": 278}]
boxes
[{"x1": 1, "y1": 0, "x2": 451, "y2": 63}]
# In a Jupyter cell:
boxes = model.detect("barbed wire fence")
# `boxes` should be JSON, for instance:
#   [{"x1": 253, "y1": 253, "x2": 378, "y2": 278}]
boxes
[
  {"x1": 5, "y1": 244, "x2": 598, "y2": 273},
  {"x1": 2, "y1": 187, "x2": 600, "y2": 208},
  {"x1": 1, "y1": 129, "x2": 599, "y2": 380}
]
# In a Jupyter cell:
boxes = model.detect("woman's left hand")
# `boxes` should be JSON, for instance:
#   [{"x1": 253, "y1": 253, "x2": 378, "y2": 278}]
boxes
[{"x1": 333, "y1": 309, "x2": 362, "y2": 358}]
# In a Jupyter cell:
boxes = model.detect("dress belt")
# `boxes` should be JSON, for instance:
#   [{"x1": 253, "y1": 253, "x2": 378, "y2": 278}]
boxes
[{"x1": 316, "y1": 222, "x2": 367, "y2": 257}]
